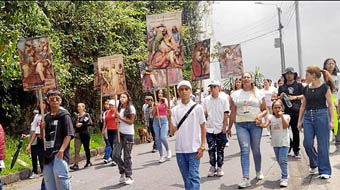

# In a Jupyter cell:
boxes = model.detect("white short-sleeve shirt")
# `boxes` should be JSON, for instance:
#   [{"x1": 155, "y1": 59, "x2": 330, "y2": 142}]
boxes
[
  {"x1": 30, "y1": 114, "x2": 42, "y2": 145},
  {"x1": 119, "y1": 105, "x2": 136, "y2": 135},
  {"x1": 171, "y1": 100, "x2": 206, "y2": 153},
  {"x1": 231, "y1": 88, "x2": 265, "y2": 123},
  {"x1": 268, "y1": 114, "x2": 291, "y2": 147},
  {"x1": 261, "y1": 87, "x2": 276, "y2": 107},
  {"x1": 202, "y1": 93, "x2": 230, "y2": 134}
]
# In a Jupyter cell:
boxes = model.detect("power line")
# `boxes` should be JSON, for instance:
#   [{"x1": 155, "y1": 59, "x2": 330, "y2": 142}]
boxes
[{"x1": 235, "y1": 29, "x2": 278, "y2": 44}]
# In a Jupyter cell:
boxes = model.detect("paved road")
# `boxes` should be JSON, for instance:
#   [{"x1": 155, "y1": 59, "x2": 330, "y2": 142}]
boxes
[{"x1": 7, "y1": 128, "x2": 340, "y2": 190}]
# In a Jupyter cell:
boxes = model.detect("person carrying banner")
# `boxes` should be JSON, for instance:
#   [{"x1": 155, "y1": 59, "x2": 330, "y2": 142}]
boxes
[
  {"x1": 41, "y1": 90, "x2": 74, "y2": 190},
  {"x1": 202, "y1": 80, "x2": 229, "y2": 177},
  {"x1": 170, "y1": 80, "x2": 206, "y2": 190}
]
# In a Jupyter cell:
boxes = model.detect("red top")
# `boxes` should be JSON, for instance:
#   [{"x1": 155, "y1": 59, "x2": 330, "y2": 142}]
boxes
[
  {"x1": 105, "y1": 110, "x2": 117, "y2": 130},
  {"x1": 0, "y1": 124, "x2": 5, "y2": 160}
]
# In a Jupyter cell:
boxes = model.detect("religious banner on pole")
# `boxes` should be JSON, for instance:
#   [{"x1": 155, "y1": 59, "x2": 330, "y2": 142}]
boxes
[
  {"x1": 97, "y1": 55, "x2": 127, "y2": 97},
  {"x1": 146, "y1": 11, "x2": 184, "y2": 69},
  {"x1": 218, "y1": 44, "x2": 243, "y2": 79},
  {"x1": 139, "y1": 61, "x2": 183, "y2": 93},
  {"x1": 17, "y1": 36, "x2": 57, "y2": 91},
  {"x1": 93, "y1": 62, "x2": 101, "y2": 90},
  {"x1": 192, "y1": 39, "x2": 210, "y2": 81}
]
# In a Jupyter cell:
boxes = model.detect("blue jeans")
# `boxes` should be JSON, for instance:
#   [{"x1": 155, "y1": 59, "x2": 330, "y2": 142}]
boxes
[
  {"x1": 235, "y1": 122, "x2": 263, "y2": 178},
  {"x1": 153, "y1": 117, "x2": 169, "y2": 157},
  {"x1": 303, "y1": 108, "x2": 331, "y2": 175},
  {"x1": 176, "y1": 153, "x2": 200, "y2": 190},
  {"x1": 107, "y1": 129, "x2": 117, "y2": 160},
  {"x1": 103, "y1": 137, "x2": 112, "y2": 160},
  {"x1": 43, "y1": 156, "x2": 71, "y2": 190},
  {"x1": 273, "y1": 146, "x2": 289, "y2": 179},
  {"x1": 206, "y1": 132, "x2": 227, "y2": 167}
]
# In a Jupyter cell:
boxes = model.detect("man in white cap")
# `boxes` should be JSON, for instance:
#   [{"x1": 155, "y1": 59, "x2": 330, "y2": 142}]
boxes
[
  {"x1": 202, "y1": 80, "x2": 230, "y2": 177},
  {"x1": 170, "y1": 80, "x2": 206, "y2": 190}
]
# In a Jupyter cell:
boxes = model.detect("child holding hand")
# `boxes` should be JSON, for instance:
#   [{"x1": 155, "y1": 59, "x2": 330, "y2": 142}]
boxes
[{"x1": 261, "y1": 99, "x2": 291, "y2": 187}]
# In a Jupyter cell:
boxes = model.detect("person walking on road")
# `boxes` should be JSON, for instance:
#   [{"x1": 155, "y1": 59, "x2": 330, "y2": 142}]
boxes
[
  {"x1": 145, "y1": 96, "x2": 157, "y2": 153},
  {"x1": 261, "y1": 79, "x2": 276, "y2": 136},
  {"x1": 262, "y1": 100, "x2": 291, "y2": 187},
  {"x1": 152, "y1": 89, "x2": 172, "y2": 163},
  {"x1": 70, "y1": 103, "x2": 93, "y2": 170},
  {"x1": 297, "y1": 66, "x2": 335, "y2": 179},
  {"x1": 100, "y1": 100, "x2": 113, "y2": 164},
  {"x1": 42, "y1": 90, "x2": 74, "y2": 190},
  {"x1": 202, "y1": 80, "x2": 229, "y2": 177},
  {"x1": 101, "y1": 99, "x2": 118, "y2": 166},
  {"x1": 228, "y1": 72, "x2": 267, "y2": 188},
  {"x1": 0, "y1": 123, "x2": 6, "y2": 190},
  {"x1": 170, "y1": 80, "x2": 206, "y2": 190},
  {"x1": 113, "y1": 92, "x2": 136, "y2": 185},
  {"x1": 278, "y1": 67, "x2": 304, "y2": 159}
]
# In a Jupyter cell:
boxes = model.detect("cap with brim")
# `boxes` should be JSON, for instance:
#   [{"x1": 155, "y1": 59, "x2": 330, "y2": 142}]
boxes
[
  {"x1": 108, "y1": 100, "x2": 116, "y2": 106},
  {"x1": 282, "y1": 67, "x2": 297, "y2": 75},
  {"x1": 177, "y1": 80, "x2": 192, "y2": 90},
  {"x1": 208, "y1": 80, "x2": 221, "y2": 87}
]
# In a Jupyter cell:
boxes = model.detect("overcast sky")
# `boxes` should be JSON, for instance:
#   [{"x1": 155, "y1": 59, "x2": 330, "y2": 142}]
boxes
[{"x1": 209, "y1": 1, "x2": 340, "y2": 83}]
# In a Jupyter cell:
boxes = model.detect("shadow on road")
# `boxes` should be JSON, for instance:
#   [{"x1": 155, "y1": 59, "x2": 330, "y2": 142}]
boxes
[
  {"x1": 99, "y1": 183, "x2": 126, "y2": 190},
  {"x1": 170, "y1": 183, "x2": 185, "y2": 189},
  {"x1": 260, "y1": 179, "x2": 280, "y2": 189},
  {"x1": 201, "y1": 176, "x2": 221, "y2": 184},
  {"x1": 219, "y1": 183, "x2": 239, "y2": 189}
]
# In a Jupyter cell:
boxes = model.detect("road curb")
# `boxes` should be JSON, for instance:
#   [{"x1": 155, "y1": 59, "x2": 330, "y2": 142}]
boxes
[{"x1": 1, "y1": 137, "x2": 143, "y2": 185}]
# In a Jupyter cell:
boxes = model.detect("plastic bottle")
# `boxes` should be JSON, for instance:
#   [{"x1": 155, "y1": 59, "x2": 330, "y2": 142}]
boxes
[{"x1": 283, "y1": 94, "x2": 292, "y2": 108}]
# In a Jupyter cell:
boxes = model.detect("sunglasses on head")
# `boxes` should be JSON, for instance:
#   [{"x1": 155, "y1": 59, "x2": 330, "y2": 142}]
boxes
[{"x1": 48, "y1": 96, "x2": 61, "y2": 102}]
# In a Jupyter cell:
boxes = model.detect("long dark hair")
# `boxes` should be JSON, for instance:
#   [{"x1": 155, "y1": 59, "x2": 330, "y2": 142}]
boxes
[
  {"x1": 118, "y1": 92, "x2": 133, "y2": 119},
  {"x1": 323, "y1": 58, "x2": 338, "y2": 76}
]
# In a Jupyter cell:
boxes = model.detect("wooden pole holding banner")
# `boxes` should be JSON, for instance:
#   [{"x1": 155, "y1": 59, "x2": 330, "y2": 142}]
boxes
[
  {"x1": 38, "y1": 89, "x2": 46, "y2": 151},
  {"x1": 115, "y1": 95, "x2": 121, "y2": 143},
  {"x1": 199, "y1": 79, "x2": 202, "y2": 104},
  {"x1": 165, "y1": 68, "x2": 172, "y2": 128},
  {"x1": 100, "y1": 82, "x2": 103, "y2": 123},
  {"x1": 153, "y1": 90, "x2": 162, "y2": 128}
]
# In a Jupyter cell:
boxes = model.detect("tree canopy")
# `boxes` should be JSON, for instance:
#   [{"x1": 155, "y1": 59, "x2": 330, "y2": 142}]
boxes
[{"x1": 0, "y1": 1, "x2": 203, "y2": 136}]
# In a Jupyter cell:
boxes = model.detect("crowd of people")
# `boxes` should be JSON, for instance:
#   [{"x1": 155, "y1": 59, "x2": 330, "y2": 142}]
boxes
[{"x1": 1, "y1": 58, "x2": 339, "y2": 190}]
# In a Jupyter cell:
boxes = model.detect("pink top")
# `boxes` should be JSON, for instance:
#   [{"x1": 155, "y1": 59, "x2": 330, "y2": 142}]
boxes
[{"x1": 157, "y1": 103, "x2": 167, "y2": 116}]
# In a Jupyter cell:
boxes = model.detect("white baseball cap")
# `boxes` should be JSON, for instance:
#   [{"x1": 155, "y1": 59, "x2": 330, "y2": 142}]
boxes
[
  {"x1": 177, "y1": 80, "x2": 192, "y2": 90},
  {"x1": 208, "y1": 80, "x2": 221, "y2": 87},
  {"x1": 108, "y1": 99, "x2": 117, "y2": 106}
]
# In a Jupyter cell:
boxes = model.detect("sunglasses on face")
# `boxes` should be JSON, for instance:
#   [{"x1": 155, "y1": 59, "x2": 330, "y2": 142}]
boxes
[{"x1": 48, "y1": 97, "x2": 61, "y2": 102}]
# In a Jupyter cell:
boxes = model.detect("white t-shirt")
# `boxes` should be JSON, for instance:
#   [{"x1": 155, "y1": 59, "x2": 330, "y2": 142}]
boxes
[
  {"x1": 202, "y1": 94, "x2": 230, "y2": 134},
  {"x1": 142, "y1": 103, "x2": 148, "y2": 116},
  {"x1": 268, "y1": 114, "x2": 291, "y2": 147},
  {"x1": 231, "y1": 89, "x2": 265, "y2": 123},
  {"x1": 119, "y1": 105, "x2": 136, "y2": 135},
  {"x1": 261, "y1": 87, "x2": 276, "y2": 107},
  {"x1": 171, "y1": 100, "x2": 206, "y2": 153},
  {"x1": 30, "y1": 114, "x2": 42, "y2": 145}
]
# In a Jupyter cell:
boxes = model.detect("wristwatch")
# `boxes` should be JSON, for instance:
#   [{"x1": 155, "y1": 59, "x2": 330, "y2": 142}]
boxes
[{"x1": 199, "y1": 146, "x2": 206, "y2": 151}]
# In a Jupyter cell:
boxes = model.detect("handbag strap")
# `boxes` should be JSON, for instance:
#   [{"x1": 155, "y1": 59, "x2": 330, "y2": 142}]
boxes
[{"x1": 177, "y1": 104, "x2": 197, "y2": 130}]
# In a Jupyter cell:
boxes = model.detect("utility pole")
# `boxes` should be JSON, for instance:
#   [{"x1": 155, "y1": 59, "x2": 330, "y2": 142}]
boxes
[
  {"x1": 277, "y1": 6, "x2": 286, "y2": 73},
  {"x1": 295, "y1": 1, "x2": 303, "y2": 77}
]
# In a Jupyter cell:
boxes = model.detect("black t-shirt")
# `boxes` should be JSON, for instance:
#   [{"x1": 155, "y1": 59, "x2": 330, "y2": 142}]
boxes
[
  {"x1": 74, "y1": 113, "x2": 93, "y2": 133},
  {"x1": 278, "y1": 81, "x2": 304, "y2": 114},
  {"x1": 44, "y1": 108, "x2": 75, "y2": 164},
  {"x1": 303, "y1": 83, "x2": 329, "y2": 110}
]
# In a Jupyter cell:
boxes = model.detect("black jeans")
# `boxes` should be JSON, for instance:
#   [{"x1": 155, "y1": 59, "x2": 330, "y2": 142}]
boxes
[
  {"x1": 79, "y1": 131, "x2": 91, "y2": 162},
  {"x1": 113, "y1": 133, "x2": 134, "y2": 177},
  {"x1": 107, "y1": 129, "x2": 117, "y2": 159},
  {"x1": 31, "y1": 138, "x2": 44, "y2": 174},
  {"x1": 207, "y1": 132, "x2": 227, "y2": 167},
  {"x1": 148, "y1": 118, "x2": 157, "y2": 149},
  {"x1": 289, "y1": 114, "x2": 300, "y2": 153}
]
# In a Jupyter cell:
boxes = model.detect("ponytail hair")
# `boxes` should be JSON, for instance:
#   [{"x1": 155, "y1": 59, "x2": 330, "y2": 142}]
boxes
[{"x1": 306, "y1": 66, "x2": 336, "y2": 92}]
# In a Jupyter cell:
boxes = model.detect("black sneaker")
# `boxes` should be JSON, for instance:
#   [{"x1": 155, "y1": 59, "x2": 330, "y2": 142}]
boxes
[
  {"x1": 294, "y1": 152, "x2": 301, "y2": 159},
  {"x1": 111, "y1": 162, "x2": 117, "y2": 167},
  {"x1": 70, "y1": 164, "x2": 79, "y2": 170}
]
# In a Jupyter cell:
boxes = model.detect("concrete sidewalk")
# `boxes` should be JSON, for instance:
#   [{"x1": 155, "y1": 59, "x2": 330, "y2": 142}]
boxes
[{"x1": 255, "y1": 142, "x2": 340, "y2": 190}]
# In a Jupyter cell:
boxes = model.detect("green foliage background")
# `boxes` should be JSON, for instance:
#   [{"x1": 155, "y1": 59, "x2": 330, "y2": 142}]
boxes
[{"x1": 0, "y1": 1, "x2": 203, "y2": 136}]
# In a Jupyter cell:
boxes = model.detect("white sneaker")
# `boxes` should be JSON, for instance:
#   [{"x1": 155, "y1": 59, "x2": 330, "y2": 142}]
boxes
[
  {"x1": 280, "y1": 178, "x2": 288, "y2": 187},
  {"x1": 309, "y1": 167, "x2": 318, "y2": 175},
  {"x1": 103, "y1": 159, "x2": 108, "y2": 164},
  {"x1": 238, "y1": 178, "x2": 251, "y2": 188},
  {"x1": 119, "y1": 174, "x2": 126, "y2": 183},
  {"x1": 319, "y1": 174, "x2": 330, "y2": 179},
  {"x1": 125, "y1": 177, "x2": 134, "y2": 185},
  {"x1": 216, "y1": 167, "x2": 224, "y2": 177},
  {"x1": 256, "y1": 171, "x2": 264, "y2": 180},
  {"x1": 159, "y1": 156, "x2": 166, "y2": 163},
  {"x1": 29, "y1": 173, "x2": 39, "y2": 179},
  {"x1": 208, "y1": 166, "x2": 216, "y2": 177},
  {"x1": 226, "y1": 142, "x2": 230, "y2": 147},
  {"x1": 167, "y1": 150, "x2": 172, "y2": 159}
]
